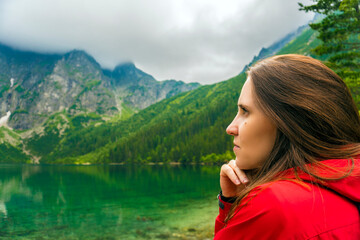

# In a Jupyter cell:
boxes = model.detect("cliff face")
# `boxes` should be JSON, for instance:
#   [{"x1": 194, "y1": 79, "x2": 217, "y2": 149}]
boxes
[{"x1": 0, "y1": 44, "x2": 200, "y2": 130}]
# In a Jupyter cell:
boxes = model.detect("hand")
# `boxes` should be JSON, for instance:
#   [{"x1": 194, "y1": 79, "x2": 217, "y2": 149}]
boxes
[{"x1": 220, "y1": 159, "x2": 249, "y2": 197}]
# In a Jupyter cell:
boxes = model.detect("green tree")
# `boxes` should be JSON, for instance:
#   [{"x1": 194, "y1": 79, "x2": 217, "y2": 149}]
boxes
[{"x1": 299, "y1": 0, "x2": 360, "y2": 107}]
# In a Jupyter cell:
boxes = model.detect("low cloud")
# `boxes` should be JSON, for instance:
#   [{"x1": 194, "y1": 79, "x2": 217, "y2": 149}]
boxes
[{"x1": 0, "y1": 0, "x2": 314, "y2": 84}]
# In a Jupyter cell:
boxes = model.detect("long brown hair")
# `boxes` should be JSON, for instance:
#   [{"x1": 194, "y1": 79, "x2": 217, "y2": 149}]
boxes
[{"x1": 225, "y1": 54, "x2": 360, "y2": 222}]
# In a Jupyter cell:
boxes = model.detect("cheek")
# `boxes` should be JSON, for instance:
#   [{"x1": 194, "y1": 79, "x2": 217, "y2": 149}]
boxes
[
  {"x1": 238, "y1": 120, "x2": 277, "y2": 164},
  {"x1": 238, "y1": 121, "x2": 260, "y2": 146},
  {"x1": 253, "y1": 124, "x2": 277, "y2": 162}
]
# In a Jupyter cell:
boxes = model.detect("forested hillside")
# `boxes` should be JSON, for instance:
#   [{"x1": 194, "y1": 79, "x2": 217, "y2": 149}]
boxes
[{"x1": 40, "y1": 74, "x2": 244, "y2": 164}]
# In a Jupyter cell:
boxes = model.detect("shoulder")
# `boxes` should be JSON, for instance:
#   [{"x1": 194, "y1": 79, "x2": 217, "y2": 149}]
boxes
[
  {"x1": 242, "y1": 180, "x2": 313, "y2": 210},
  {"x1": 217, "y1": 180, "x2": 312, "y2": 239},
  {"x1": 229, "y1": 181, "x2": 314, "y2": 231},
  {"x1": 215, "y1": 179, "x2": 360, "y2": 239},
  {"x1": 227, "y1": 179, "x2": 359, "y2": 239},
  {"x1": 228, "y1": 180, "x2": 312, "y2": 228}
]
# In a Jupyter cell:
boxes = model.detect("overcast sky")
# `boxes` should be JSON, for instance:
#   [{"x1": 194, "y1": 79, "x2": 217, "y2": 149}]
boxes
[{"x1": 0, "y1": 0, "x2": 314, "y2": 84}]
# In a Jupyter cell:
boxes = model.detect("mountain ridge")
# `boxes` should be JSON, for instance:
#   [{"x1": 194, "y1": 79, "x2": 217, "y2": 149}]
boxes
[{"x1": 0, "y1": 42, "x2": 200, "y2": 130}]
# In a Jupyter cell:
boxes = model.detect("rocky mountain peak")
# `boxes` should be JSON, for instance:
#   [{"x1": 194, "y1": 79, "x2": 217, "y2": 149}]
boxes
[
  {"x1": 0, "y1": 43, "x2": 200, "y2": 130},
  {"x1": 63, "y1": 50, "x2": 100, "y2": 69},
  {"x1": 111, "y1": 62, "x2": 156, "y2": 86},
  {"x1": 114, "y1": 62, "x2": 136, "y2": 70}
]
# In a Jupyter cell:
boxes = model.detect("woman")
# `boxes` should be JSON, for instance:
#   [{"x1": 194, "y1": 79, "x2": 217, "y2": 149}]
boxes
[{"x1": 214, "y1": 54, "x2": 360, "y2": 239}]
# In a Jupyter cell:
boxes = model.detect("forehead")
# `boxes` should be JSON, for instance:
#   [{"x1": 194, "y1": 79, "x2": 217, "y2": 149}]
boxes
[{"x1": 238, "y1": 77, "x2": 254, "y2": 105}]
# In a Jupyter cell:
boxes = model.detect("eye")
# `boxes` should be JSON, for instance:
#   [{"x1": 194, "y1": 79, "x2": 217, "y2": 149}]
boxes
[{"x1": 238, "y1": 105, "x2": 248, "y2": 115}]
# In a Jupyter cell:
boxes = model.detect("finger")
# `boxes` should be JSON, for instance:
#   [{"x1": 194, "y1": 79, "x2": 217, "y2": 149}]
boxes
[
  {"x1": 220, "y1": 164, "x2": 241, "y2": 185},
  {"x1": 229, "y1": 160, "x2": 249, "y2": 184}
]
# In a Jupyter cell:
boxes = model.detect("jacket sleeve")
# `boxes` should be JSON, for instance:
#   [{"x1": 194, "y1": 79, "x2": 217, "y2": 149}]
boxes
[
  {"x1": 214, "y1": 195, "x2": 233, "y2": 235},
  {"x1": 213, "y1": 185, "x2": 291, "y2": 240}
]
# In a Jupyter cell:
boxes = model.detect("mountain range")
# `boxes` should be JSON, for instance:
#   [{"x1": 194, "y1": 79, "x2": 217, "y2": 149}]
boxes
[{"x1": 0, "y1": 45, "x2": 200, "y2": 130}]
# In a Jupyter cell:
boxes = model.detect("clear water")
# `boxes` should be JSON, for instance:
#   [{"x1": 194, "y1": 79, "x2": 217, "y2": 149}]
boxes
[{"x1": 0, "y1": 164, "x2": 220, "y2": 239}]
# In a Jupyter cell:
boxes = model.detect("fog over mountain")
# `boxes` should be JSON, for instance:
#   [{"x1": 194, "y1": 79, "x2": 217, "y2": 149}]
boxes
[
  {"x1": 0, "y1": 44, "x2": 200, "y2": 129},
  {"x1": 0, "y1": 0, "x2": 314, "y2": 84}
]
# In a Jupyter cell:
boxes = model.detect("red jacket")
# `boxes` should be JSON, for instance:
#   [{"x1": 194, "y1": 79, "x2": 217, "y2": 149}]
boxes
[{"x1": 214, "y1": 158, "x2": 360, "y2": 240}]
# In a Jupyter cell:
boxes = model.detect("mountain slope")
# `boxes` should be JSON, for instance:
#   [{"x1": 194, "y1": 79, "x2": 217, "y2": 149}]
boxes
[
  {"x1": 241, "y1": 24, "x2": 310, "y2": 72},
  {"x1": 38, "y1": 74, "x2": 243, "y2": 163},
  {"x1": 0, "y1": 126, "x2": 30, "y2": 163}
]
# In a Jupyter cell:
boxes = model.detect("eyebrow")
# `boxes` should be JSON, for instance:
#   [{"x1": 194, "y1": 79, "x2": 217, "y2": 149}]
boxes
[{"x1": 238, "y1": 103, "x2": 250, "y2": 109}]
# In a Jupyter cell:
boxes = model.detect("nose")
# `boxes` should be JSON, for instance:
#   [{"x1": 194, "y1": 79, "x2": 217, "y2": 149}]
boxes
[{"x1": 226, "y1": 117, "x2": 238, "y2": 136}]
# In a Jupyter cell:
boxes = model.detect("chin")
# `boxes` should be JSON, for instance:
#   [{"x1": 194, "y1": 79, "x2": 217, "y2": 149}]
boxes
[
  {"x1": 238, "y1": 166, "x2": 254, "y2": 170},
  {"x1": 235, "y1": 161, "x2": 250, "y2": 170},
  {"x1": 235, "y1": 159, "x2": 259, "y2": 170}
]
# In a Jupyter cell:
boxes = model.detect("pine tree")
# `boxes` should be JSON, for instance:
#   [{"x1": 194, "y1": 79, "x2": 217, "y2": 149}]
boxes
[{"x1": 299, "y1": 0, "x2": 360, "y2": 107}]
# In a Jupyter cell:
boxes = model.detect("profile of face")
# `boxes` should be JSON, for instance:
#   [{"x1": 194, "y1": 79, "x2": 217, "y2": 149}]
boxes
[{"x1": 226, "y1": 78, "x2": 277, "y2": 170}]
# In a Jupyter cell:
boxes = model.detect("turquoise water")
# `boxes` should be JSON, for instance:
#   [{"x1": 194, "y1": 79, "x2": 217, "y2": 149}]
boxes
[{"x1": 0, "y1": 164, "x2": 220, "y2": 239}]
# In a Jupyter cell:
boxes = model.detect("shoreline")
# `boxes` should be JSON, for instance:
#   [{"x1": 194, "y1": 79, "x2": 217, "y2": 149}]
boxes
[{"x1": 0, "y1": 161, "x2": 223, "y2": 166}]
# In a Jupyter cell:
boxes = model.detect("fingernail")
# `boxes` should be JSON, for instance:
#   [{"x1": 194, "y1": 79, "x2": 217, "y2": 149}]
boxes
[
  {"x1": 242, "y1": 178, "x2": 249, "y2": 183},
  {"x1": 235, "y1": 179, "x2": 241, "y2": 185}
]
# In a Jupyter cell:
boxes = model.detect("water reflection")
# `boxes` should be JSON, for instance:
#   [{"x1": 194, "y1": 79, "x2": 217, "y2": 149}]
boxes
[{"x1": 0, "y1": 164, "x2": 220, "y2": 239}]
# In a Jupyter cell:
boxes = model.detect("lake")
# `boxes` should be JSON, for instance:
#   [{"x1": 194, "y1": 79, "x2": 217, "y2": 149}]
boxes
[{"x1": 0, "y1": 164, "x2": 221, "y2": 239}]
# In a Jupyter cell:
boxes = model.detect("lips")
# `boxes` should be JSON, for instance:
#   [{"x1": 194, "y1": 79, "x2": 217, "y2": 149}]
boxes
[{"x1": 233, "y1": 142, "x2": 240, "y2": 149}]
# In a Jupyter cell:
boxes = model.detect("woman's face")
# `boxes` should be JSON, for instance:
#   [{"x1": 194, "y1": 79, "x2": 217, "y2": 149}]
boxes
[{"x1": 226, "y1": 78, "x2": 277, "y2": 170}]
